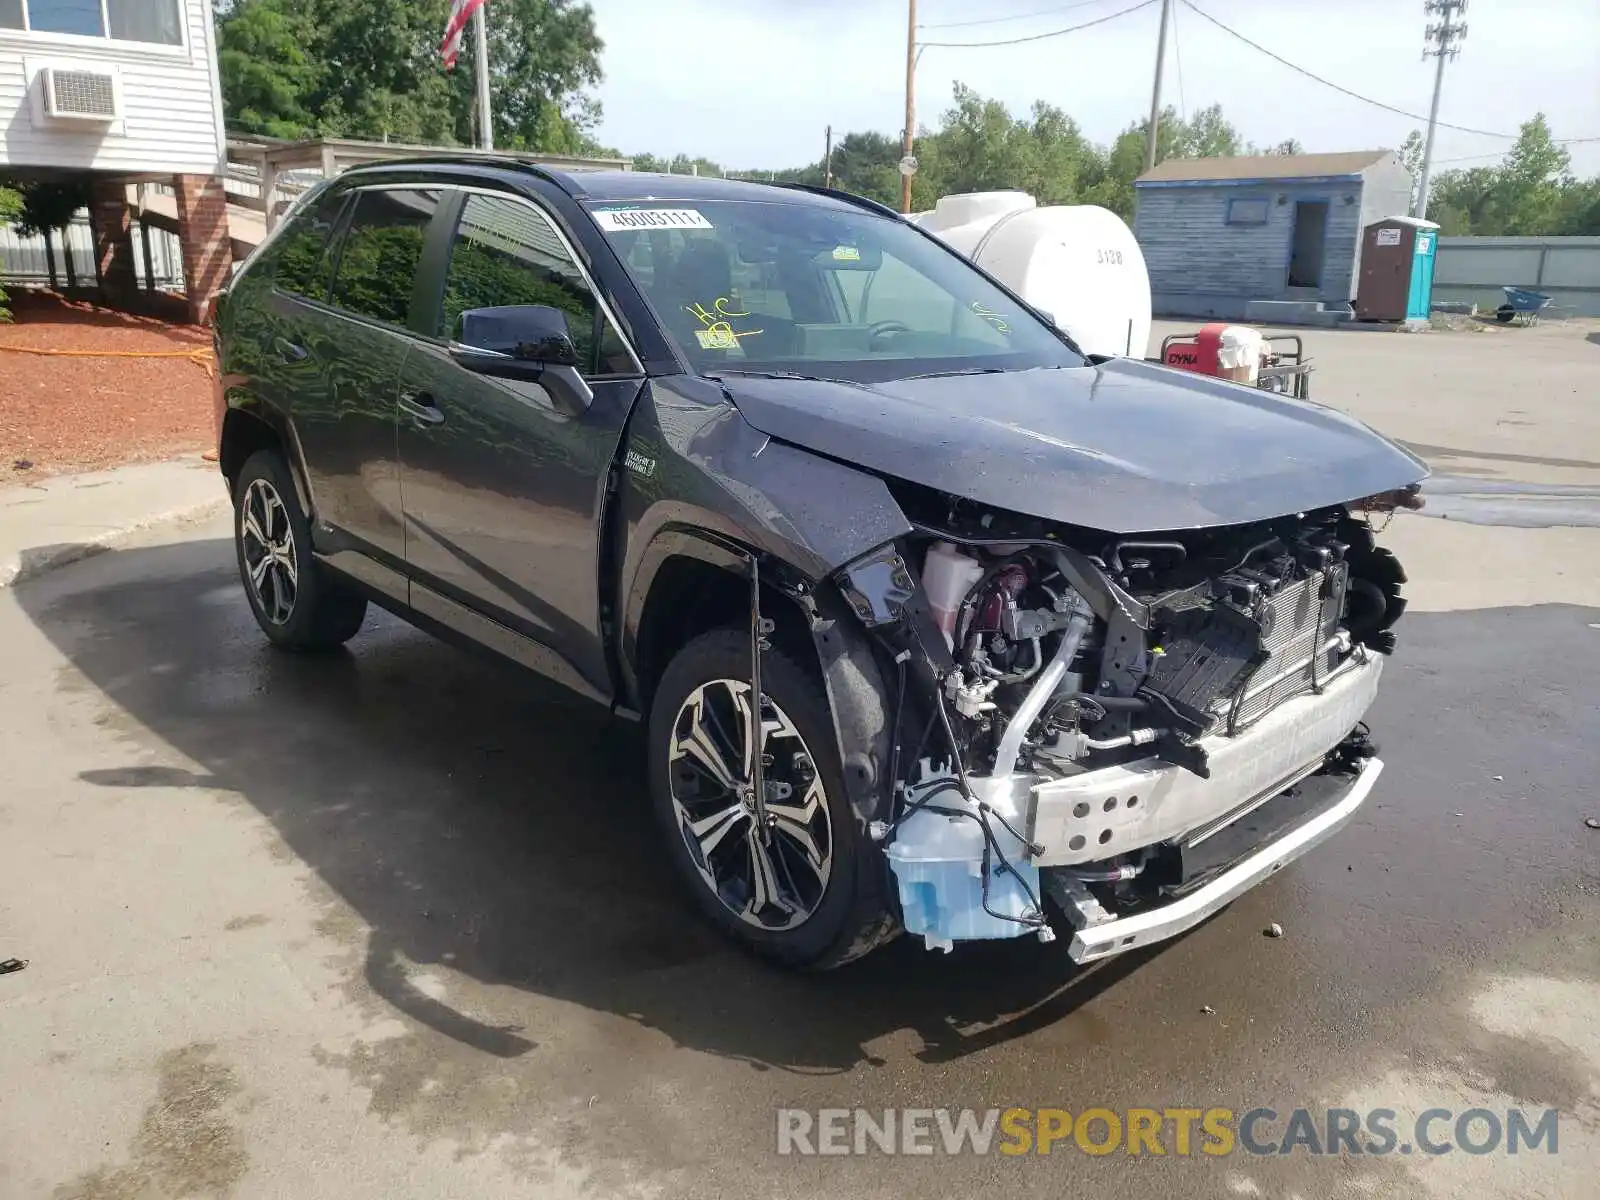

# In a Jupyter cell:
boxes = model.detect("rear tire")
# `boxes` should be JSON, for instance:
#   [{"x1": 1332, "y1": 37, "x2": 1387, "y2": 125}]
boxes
[
  {"x1": 647, "y1": 628, "x2": 896, "y2": 969},
  {"x1": 233, "y1": 448, "x2": 367, "y2": 652}
]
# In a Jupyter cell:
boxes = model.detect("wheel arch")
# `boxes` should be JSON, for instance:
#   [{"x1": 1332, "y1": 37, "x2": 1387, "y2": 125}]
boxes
[
  {"x1": 626, "y1": 525, "x2": 898, "y2": 833},
  {"x1": 218, "y1": 398, "x2": 315, "y2": 519},
  {"x1": 625, "y1": 528, "x2": 817, "y2": 715}
]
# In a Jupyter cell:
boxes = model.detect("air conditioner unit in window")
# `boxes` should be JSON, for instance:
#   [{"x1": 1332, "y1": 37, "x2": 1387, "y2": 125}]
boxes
[{"x1": 42, "y1": 66, "x2": 120, "y2": 122}]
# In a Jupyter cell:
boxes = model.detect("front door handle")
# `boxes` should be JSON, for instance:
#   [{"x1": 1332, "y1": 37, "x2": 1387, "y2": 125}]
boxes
[
  {"x1": 399, "y1": 392, "x2": 446, "y2": 427},
  {"x1": 273, "y1": 337, "x2": 307, "y2": 362}
]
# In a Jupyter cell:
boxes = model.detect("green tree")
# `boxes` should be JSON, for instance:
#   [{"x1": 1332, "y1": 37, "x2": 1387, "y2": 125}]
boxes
[
  {"x1": 217, "y1": 0, "x2": 605, "y2": 151},
  {"x1": 623, "y1": 98, "x2": 1600, "y2": 237},
  {"x1": 216, "y1": 0, "x2": 321, "y2": 138},
  {"x1": 475, "y1": 0, "x2": 603, "y2": 151},
  {"x1": 1428, "y1": 164, "x2": 1496, "y2": 234},
  {"x1": 1428, "y1": 115, "x2": 1578, "y2": 235},
  {"x1": 1026, "y1": 101, "x2": 1093, "y2": 204},
  {"x1": 1491, "y1": 114, "x2": 1572, "y2": 234},
  {"x1": 824, "y1": 131, "x2": 902, "y2": 206},
  {"x1": 929, "y1": 84, "x2": 1042, "y2": 199},
  {"x1": 1554, "y1": 177, "x2": 1600, "y2": 235},
  {"x1": 1081, "y1": 104, "x2": 1243, "y2": 218},
  {"x1": 1178, "y1": 104, "x2": 1242, "y2": 158},
  {"x1": 1398, "y1": 130, "x2": 1425, "y2": 178}
]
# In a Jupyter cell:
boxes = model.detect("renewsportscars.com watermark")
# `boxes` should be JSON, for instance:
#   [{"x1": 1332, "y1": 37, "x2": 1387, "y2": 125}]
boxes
[{"x1": 776, "y1": 1106, "x2": 1561, "y2": 1158}]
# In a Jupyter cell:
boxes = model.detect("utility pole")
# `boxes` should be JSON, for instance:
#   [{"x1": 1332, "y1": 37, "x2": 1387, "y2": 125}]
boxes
[
  {"x1": 824, "y1": 124, "x2": 834, "y2": 188},
  {"x1": 1415, "y1": 0, "x2": 1468, "y2": 219},
  {"x1": 473, "y1": 3, "x2": 493, "y2": 151},
  {"x1": 1143, "y1": 0, "x2": 1172, "y2": 173},
  {"x1": 901, "y1": 0, "x2": 916, "y2": 213}
]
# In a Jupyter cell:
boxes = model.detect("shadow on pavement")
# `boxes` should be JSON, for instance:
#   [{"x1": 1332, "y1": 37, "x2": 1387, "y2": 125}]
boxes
[{"x1": 19, "y1": 536, "x2": 1167, "y2": 1075}]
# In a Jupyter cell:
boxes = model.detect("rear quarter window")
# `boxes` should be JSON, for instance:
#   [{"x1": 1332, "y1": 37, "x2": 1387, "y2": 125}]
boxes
[
  {"x1": 267, "y1": 191, "x2": 346, "y2": 300},
  {"x1": 329, "y1": 188, "x2": 442, "y2": 327}
]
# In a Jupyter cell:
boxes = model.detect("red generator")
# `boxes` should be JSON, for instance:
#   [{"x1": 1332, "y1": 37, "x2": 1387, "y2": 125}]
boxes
[{"x1": 1156, "y1": 324, "x2": 1313, "y2": 399}]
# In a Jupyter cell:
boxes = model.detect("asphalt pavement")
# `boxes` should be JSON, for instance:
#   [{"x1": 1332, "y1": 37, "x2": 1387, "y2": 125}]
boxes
[
  {"x1": 2, "y1": 320, "x2": 1599, "y2": 1198},
  {"x1": 1, "y1": 508, "x2": 1596, "y2": 1200}
]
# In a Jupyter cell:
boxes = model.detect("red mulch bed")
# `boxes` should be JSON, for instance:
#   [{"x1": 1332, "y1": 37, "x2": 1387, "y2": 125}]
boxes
[{"x1": 1, "y1": 291, "x2": 215, "y2": 480}]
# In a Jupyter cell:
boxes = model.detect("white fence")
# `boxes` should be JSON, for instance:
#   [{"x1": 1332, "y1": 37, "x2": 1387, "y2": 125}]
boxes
[
  {"x1": 1433, "y1": 236, "x2": 1600, "y2": 317},
  {"x1": 1, "y1": 211, "x2": 185, "y2": 290}
]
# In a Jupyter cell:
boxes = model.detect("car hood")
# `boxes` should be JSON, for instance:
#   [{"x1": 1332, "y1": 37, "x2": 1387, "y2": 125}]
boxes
[{"x1": 720, "y1": 359, "x2": 1428, "y2": 533}]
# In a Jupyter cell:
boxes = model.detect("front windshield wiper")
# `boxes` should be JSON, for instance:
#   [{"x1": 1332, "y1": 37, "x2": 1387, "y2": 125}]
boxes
[
  {"x1": 705, "y1": 369, "x2": 837, "y2": 382},
  {"x1": 900, "y1": 366, "x2": 1010, "y2": 380}
]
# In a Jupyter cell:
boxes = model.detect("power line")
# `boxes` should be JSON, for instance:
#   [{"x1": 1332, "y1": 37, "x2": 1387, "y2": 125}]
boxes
[
  {"x1": 921, "y1": 0, "x2": 1157, "y2": 49},
  {"x1": 1434, "y1": 135, "x2": 1600, "y2": 165},
  {"x1": 919, "y1": 0, "x2": 1117, "y2": 31},
  {"x1": 1179, "y1": 0, "x2": 1517, "y2": 140},
  {"x1": 1432, "y1": 151, "x2": 1511, "y2": 165}
]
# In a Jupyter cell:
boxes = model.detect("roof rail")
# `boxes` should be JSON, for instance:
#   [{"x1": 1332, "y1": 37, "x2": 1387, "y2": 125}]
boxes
[
  {"x1": 337, "y1": 152, "x2": 584, "y2": 190},
  {"x1": 768, "y1": 182, "x2": 906, "y2": 220}
]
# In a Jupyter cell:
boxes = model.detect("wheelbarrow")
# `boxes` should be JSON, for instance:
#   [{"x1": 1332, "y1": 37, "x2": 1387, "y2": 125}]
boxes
[{"x1": 1495, "y1": 286, "x2": 1552, "y2": 326}]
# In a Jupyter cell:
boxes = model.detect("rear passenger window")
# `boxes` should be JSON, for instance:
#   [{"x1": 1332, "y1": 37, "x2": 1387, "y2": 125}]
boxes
[
  {"x1": 271, "y1": 190, "x2": 345, "y2": 299},
  {"x1": 440, "y1": 193, "x2": 634, "y2": 376},
  {"x1": 330, "y1": 188, "x2": 441, "y2": 326}
]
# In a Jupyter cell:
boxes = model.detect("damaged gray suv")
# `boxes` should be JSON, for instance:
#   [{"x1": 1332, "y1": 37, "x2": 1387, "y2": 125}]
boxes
[{"x1": 214, "y1": 162, "x2": 1426, "y2": 969}]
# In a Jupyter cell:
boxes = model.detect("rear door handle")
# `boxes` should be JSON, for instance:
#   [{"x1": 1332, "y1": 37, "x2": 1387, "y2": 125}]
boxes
[
  {"x1": 273, "y1": 337, "x2": 307, "y2": 362},
  {"x1": 399, "y1": 391, "x2": 446, "y2": 427}
]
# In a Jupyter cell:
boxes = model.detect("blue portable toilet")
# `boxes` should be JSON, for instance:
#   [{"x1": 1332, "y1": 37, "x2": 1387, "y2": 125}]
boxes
[{"x1": 1355, "y1": 215, "x2": 1440, "y2": 323}]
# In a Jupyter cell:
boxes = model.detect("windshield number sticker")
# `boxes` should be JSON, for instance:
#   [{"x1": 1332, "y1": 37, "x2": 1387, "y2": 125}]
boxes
[{"x1": 594, "y1": 207, "x2": 712, "y2": 232}]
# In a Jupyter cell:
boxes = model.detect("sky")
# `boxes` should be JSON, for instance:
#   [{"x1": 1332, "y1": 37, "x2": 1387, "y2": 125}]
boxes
[{"x1": 584, "y1": 0, "x2": 1600, "y2": 176}]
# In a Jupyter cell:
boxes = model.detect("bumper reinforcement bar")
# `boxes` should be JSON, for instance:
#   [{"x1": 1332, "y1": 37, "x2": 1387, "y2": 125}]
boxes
[{"x1": 1055, "y1": 756, "x2": 1383, "y2": 963}]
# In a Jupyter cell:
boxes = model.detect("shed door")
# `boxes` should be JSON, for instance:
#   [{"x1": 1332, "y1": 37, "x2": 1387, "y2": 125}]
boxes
[{"x1": 1287, "y1": 201, "x2": 1329, "y2": 288}]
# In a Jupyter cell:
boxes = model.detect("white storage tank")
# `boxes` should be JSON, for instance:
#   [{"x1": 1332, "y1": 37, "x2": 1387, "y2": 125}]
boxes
[{"x1": 917, "y1": 191, "x2": 1152, "y2": 360}]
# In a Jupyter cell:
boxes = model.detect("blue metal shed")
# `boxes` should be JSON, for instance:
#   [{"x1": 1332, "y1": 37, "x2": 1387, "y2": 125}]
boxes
[{"x1": 1133, "y1": 150, "x2": 1415, "y2": 321}]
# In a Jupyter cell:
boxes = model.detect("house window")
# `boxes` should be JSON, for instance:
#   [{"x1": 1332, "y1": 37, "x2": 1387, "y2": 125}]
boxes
[
  {"x1": 1226, "y1": 197, "x2": 1269, "y2": 226},
  {"x1": 1, "y1": 0, "x2": 183, "y2": 44}
]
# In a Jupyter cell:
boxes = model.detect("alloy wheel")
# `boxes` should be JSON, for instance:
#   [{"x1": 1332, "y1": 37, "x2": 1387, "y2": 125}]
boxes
[
  {"x1": 667, "y1": 678, "x2": 834, "y2": 930},
  {"x1": 240, "y1": 478, "x2": 298, "y2": 626}
]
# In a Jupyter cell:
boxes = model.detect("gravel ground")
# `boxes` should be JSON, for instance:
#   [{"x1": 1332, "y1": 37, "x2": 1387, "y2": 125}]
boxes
[{"x1": 0, "y1": 292, "x2": 214, "y2": 480}]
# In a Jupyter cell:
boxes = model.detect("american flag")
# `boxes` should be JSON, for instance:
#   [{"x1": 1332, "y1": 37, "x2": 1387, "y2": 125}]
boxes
[{"x1": 440, "y1": 0, "x2": 486, "y2": 70}]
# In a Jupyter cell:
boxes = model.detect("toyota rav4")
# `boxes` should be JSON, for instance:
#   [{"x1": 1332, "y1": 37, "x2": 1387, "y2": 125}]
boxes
[{"x1": 214, "y1": 162, "x2": 1425, "y2": 969}]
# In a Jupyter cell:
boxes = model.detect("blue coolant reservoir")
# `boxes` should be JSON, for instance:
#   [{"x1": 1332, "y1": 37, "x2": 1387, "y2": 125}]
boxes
[{"x1": 883, "y1": 799, "x2": 1043, "y2": 952}]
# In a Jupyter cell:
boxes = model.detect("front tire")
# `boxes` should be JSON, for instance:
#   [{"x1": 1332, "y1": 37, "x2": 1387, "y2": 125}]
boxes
[
  {"x1": 233, "y1": 448, "x2": 367, "y2": 652},
  {"x1": 647, "y1": 628, "x2": 896, "y2": 969}
]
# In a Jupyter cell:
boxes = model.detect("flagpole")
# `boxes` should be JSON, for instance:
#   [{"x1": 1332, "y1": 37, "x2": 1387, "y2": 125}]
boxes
[{"x1": 473, "y1": 3, "x2": 493, "y2": 151}]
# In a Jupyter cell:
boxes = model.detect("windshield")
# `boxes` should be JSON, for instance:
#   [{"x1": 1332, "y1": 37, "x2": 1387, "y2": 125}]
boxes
[{"x1": 586, "y1": 196, "x2": 1084, "y2": 382}]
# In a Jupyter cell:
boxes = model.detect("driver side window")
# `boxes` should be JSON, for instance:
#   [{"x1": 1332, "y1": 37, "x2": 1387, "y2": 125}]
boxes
[{"x1": 439, "y1": 193, "x2": 633, "y2": 376}]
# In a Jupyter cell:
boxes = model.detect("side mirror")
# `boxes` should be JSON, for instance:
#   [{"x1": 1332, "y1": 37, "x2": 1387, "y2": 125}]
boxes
[
  {"x1": 457, "y1": 304, "x2": 581, "y2": 366},
  {"x1": 451, "y1": 304, "x2": 593, "y2": 414}
]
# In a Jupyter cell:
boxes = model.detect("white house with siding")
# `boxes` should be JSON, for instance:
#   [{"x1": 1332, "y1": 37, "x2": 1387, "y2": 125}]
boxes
[{"x1": 0, "y1": 0, "x2": 230, "y2": 318}]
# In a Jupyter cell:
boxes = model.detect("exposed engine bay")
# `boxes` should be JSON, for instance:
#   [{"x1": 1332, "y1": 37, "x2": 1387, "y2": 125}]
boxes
[
  {"x1": 837, "y1": 486, "x2": 1415, "y2": 958},
  {"x1": 921, "y1": 502, "x2": 1406, "y2": 780}
]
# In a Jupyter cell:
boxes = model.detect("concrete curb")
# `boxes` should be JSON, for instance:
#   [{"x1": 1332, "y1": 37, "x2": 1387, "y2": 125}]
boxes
[{"x1": 0, "y1": 494, "x2": 229, "y2": 588}]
